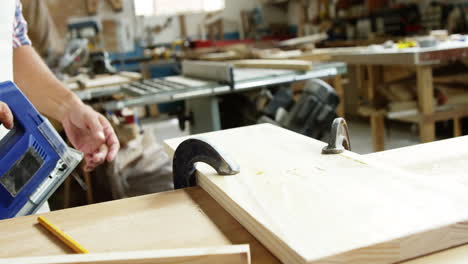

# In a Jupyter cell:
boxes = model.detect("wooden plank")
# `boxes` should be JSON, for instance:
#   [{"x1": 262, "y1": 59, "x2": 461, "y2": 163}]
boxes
[
  {"x1": 0, "y1": 246, "x2": 250, "y2": 264},
  {"x1": 255, "y1": 49, "x2": 303, "y2": 60},
  {"x1": 118, "y1": 71, "x2": 143, "y2": 81},
  {"x1": 404, "y1": 244, "x2": 468, "y2": 264},
  {"x1": 387, "y1": 104, "x2": 468, "y2": 124},
  {"x1": 0, "y1": 188, "x2": 279, "y2": 264},
  {"x1": 165, "y1": 124, "x2": 468, "y2": 264},
  {"x1": 278, "y1": 33, "x2": 328, "y2": 47},
  {"x1": 200, "y1": 51, "x2": 240, "y2": 61},
  {"x1": 78, "y1": 74, "x2": 132, "y2": 89},
  {"x1": 366, "y1": 136, "x2": 468, "y2": 263},
  {"x1": 232, "y1": 60, "x2": 312, "y2": 71},
  {"x1": 416, "y1": 66, "x2": 435, "y2": 143},
  {"x1": 292, "y1": 52, "x2": 331, "y2": 62},
  {"x1": 366, "y1": 136, "x2": 468, "y2": 264},
  {"x1": 367, "y1": 136, "x2": 468, "y2": 188}
]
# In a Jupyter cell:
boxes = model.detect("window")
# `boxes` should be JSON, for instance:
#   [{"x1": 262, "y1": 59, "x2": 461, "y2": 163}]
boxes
[{"x1": 134, "y1": 0, "x2": 225, "y2": 16}]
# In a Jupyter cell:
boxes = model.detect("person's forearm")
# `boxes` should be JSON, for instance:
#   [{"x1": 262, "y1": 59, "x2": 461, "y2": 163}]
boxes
[{"x1": 13, "y1": 45, "x2": 83, "y2": 122}]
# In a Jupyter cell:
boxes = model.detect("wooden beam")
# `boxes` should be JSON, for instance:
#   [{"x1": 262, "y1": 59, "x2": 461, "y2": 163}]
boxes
[
  {"x1": 0, "y1": 246, "x2": 251, "y2": 264},
  {"x1": 366, "y1": 65, "x2": 385, "y2": 151},
  {"x1": 388, "y1": 105, "x2": 468, "y2": 124},
  {"x1": 371, "y1": 113, "x2": 385, "y2": 152},
  {"x1": 417, "y1": 65, "x2": 435, "y2": 143},
  {"x1": 333, "y1": 74, "x2": 345, "y2": 117},
  {"x1": 454, "y1": 118, "x2": 462, "y2": 137},
  {"x1": 166, "y1": 124, "x2": 468, "y2": 264}
]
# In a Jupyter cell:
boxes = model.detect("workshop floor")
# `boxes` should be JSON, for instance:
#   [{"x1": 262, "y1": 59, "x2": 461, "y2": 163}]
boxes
[
  {"x1": 146, "y1": 118, "x2": 421, "y2": 155},
  {"x1": 147, "y1": 118, "x2": 190, "y2": 142},
  {"x1": 347, "y1": 119, "x2": 420, "y2": 154}
]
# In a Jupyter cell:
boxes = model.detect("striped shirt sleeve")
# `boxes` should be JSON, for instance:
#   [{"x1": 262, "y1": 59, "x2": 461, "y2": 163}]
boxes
[{"x1": 12, "y1": 0, "x2": 32, "y2": 48}]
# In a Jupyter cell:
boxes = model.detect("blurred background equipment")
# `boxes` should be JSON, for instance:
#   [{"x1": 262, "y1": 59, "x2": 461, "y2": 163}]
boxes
[{"x1": 58, "y1": 39, "x2": 90, "y2": 75}]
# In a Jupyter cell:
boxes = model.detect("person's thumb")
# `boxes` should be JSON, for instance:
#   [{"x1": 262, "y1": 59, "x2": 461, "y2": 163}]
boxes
[{"x1": 0, "y1": 101, "x2": 14, "y2": 129}]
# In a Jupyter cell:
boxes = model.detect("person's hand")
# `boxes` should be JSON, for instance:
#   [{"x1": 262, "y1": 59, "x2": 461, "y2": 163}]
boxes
[
  {"x1": 60, "y1": 103, "x2": 120, "y2": 171},
  {"x1": 0, "y1": 101, "x2": 13, "y2": 129}
]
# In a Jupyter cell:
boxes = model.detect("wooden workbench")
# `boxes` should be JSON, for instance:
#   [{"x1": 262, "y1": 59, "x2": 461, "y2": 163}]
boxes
[
  {"x1": 331, "y1": 42, "x2": 468, "y2": 151},
  {"x1": 2, "y1": 134, "x2": 468, "y2": 263}
]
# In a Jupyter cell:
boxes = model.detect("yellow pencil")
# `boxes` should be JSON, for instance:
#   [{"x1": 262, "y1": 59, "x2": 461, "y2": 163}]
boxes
[{"x1": 37, "y1": 216, "x2": 89, "y2": 254}]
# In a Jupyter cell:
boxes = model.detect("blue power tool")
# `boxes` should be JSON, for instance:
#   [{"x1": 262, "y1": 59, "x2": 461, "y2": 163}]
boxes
[{"x1": 0, "y1": 81, "x2": 82, "y2": 219}]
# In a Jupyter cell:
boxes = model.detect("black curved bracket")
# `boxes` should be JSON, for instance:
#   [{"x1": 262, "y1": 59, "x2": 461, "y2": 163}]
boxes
[
  {"x1": 322, "y1": 118, "x2": 351, "y2": 154},
  {"x1": 173, "y1": 138, "x2": 240, "y2": 189}
]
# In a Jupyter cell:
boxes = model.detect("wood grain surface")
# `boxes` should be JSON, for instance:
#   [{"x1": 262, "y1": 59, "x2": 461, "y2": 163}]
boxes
[
  {"x1": 165, "y1": 124, "x2": 468, "y2": 264},
  {"x1": 0, "y1": 188, "x2": 279, "y2": 263},
  {"x1": 366, "y1": 135, "x2": 468, "y2": 264},
  {"x1": 0, "y1": 246, "x2": 250, "y2": 264},
  {"x1": 367, "y1": 135, "x2": 468, "y2": 193}
]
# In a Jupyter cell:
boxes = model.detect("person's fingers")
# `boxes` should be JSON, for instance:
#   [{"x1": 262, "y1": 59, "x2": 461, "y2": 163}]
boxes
[
  {"x1": 84, "y1": 153, "x2": 102, "y2": 171},
  {"x1": 99, "y1": 115, "x2": 120, "y2": 162},
  {"x1": 84, "y1": 155, "x2": 98, "y2": 172},
  {"x1": 93, "y1": 144, "x2": 109, "y2": 163},
  {"x1": 84, "y1": 107, "x2": 105, "y2": 141},
  {"x1": 0, "y1": 102, "x2": 14, "y2": 129}
]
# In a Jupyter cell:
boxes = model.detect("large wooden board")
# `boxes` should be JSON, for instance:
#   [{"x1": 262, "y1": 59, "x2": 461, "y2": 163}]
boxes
[
  {"x1": 367, "y1": 136, "x2": 468, "y2": 187},
  {"x1": 365, "y1": 136, "x2": 468, "y2": 264},
  {"x1": 0, "y1": 246, "x2": 250, "y2": 264},
  {"x1": 0, "y1": 188, "x2": 279, "y2": 263},
  {"x1": 165, "y1": 124, "x2": 468, "y2": 264}
]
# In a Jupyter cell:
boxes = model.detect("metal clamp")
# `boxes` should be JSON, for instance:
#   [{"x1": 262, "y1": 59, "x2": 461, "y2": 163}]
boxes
[
  {"x1": 322, "y1": 118, "x2": 351, "y2": 154},
  {"x1": 173, "y1": 138, "x2": 240, "y2": 189}
]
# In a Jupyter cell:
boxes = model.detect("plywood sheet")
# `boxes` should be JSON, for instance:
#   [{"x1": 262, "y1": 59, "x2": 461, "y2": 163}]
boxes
[
  {"x1": 0, "y1": 246, "x2": 250, "y2": 264},
  {"x1": 0, "y1": 188, "x2": 279, "y2": 264},
  {"x1": 165, "y1": 124, "x2": 468, "y2": 264},
  {"x1": 367, "y1": 136, "x2": 468, "y2": 197},
  {"x1": 365, "y1": 136, "x2": 468, "y2": 264}
]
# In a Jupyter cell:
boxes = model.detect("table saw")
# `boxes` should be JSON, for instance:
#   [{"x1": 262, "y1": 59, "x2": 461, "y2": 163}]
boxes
[
  {"x1": 2, "y1": 123, "x2": 468, "y2": 263},
  {"x1": 75, "y1": 61, "x2": 346, "y2": 133}
]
